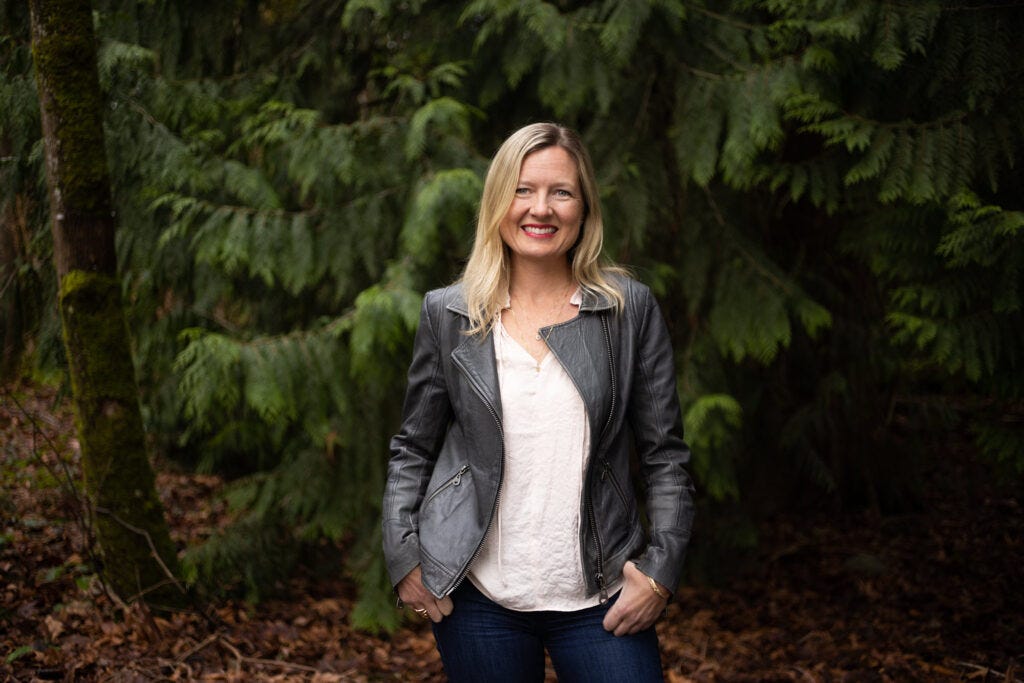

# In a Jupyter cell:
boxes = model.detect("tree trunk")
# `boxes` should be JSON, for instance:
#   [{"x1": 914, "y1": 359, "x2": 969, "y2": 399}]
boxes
[
  {"x1": 28, "y1": 0, "x2": 182, "y2": 608},
  {"x1": 0, "y1": 136, "x2": 23, "y2": 379}
]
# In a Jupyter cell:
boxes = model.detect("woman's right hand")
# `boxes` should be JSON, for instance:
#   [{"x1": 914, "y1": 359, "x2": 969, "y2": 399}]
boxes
[{"x1": 397, "y1": 565, "x2": 454, "y2": 623}]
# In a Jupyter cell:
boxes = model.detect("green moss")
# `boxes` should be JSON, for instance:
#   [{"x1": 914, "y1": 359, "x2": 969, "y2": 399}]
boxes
[
  {"x1": 29, "y1": 0, "x2": 111, "y2": 216},
  {"x1": 59, "y1": 271, "x2": 136, "y2": 402},
  {"x1": 58, "y1": 269, "x2": 184, "y2": 607}
]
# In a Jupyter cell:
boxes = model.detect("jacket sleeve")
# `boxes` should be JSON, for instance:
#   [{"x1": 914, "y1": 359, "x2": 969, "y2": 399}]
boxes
[
  {"x1": 626, "y1": 285, "x2": 696, "y2": 594},
  {"x1": 382, "y1": 292, "x2": 453, "y2": 587}
]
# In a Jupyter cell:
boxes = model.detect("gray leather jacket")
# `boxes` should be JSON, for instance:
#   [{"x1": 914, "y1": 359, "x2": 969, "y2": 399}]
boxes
[{"x1": 382, "y1": 276, "x2": 695, "y2": 600}]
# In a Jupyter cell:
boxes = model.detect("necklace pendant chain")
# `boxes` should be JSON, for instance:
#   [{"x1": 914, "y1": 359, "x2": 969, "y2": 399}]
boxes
[{"x1": 506, "y1": 281, "x2": 576, "y2": 369}]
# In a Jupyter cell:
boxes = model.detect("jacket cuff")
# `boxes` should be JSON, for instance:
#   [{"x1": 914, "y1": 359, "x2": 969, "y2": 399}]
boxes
[
  {"x1": 633, "y1": 544, "x2": 686, "y2": 596},
  {"x1": 383, "y1": 520, "x2": 422, "y2": 588}
]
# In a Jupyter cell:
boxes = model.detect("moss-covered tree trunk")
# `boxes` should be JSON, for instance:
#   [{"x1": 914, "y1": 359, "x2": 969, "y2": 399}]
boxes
[{"x1": 28, "y1": 0, "x2": 182, "y2": 608}]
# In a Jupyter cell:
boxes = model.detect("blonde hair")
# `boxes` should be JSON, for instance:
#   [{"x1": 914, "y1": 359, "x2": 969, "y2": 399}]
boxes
[{"x1": 460, "y1": 122, "x2": 626, "y2": 335}]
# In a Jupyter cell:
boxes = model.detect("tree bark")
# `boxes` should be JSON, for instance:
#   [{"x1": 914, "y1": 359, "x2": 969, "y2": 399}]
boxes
[
  {"x1": 28, "y1": 0, "x2": 182, "y2": 607},
  {"x1": 0, "y1": 135, "x2": 23, "y2": 379}
]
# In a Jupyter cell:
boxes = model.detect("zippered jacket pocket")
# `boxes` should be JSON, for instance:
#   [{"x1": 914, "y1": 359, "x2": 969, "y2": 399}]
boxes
[
  {"x1": 601, "y1": 459, "x2": 631, "y2": 511},
  {"x1": 423, "y1": 464, "x2": 470, "y2": 508}
]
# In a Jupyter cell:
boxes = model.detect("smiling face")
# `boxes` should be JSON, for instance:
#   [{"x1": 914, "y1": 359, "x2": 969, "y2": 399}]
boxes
[{"x1": 499, "y1": 145, "x2": 584, "y2": 269}]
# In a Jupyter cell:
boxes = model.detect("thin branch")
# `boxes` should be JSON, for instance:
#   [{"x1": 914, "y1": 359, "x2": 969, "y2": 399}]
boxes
[
  {"x1": 0, "y1": 384, "x2": 118, "y2": 609},
  {"x1": 94, "y1": 505, "x2": 188, "y2": 595},
  {"x1": 701, "y1": 185, "x2": 799, "y2": 297},
  {"x1": 217, "y1": 636, "x2": 244, "y2": 672},
  {"x1": 954, "y1": 661, "x2": 1022, "y2": 682},
  {"x1": 239, "y1": 656, "x2": 321, "y2": 674},
  {"x1": 0, "y1": 269, "x2": 17, "y2": 299},
  {"x1": 699, "y1": 36, "x2": 754, "y2": 74},
  {"x1": 214, "y1": 635, "x2": 324, "y2": 675},
  {"x1": 679, "y1": 62, "x2": 733, "y2": 82},
  {"x1": 176, "y1": 633, "x2": 219, "y2": 664},
  {"x1": 684, "y1": 3, "x2": 762, "y2": 31}
]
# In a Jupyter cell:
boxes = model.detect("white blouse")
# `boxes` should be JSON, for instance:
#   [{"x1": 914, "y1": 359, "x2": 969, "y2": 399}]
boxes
[{"x1": 468, "y1": 292, "x2": 614, "y2": 611}]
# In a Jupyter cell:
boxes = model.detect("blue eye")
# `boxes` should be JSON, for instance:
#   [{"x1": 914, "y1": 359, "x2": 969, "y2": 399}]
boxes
[{"x1": 515, "y1": 187, "x2": 531, "y2": 196}]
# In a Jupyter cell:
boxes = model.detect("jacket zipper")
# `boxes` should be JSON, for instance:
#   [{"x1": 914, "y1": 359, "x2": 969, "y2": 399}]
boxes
[
  {"x1": 586, "y1": 495, "x2": 607, "y2": 602},
  {"x1": 423, "y1": 465, "x2": 470, "y2": 507},
  {"x1": 586, "y1": 313, "x2": 618, "y2": 602}
]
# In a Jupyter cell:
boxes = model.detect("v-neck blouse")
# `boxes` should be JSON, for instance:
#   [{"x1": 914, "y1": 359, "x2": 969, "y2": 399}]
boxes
[{"x1": 468, "y1": 291, "x2": 609, "y2": 611}]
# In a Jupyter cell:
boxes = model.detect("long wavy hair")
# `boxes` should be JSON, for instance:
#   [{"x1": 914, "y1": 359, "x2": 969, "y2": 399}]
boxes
[{"x1": 460, "y1": 122, "x2": 626, "y2": 335}]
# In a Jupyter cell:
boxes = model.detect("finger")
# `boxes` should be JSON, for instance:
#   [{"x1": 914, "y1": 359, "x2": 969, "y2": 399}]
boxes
[
  {"x1": 398, "y1": 585, "x2": 422, "y2": 606},
  {"x1": 607, "y1": 601, "x2": 657, "y2": 636},
  {"x1": 617, "y1": 614, "x2": 648, "y2": 637},
  {"x1": 438, "y1": 596, "x2": 454, "y2": 616},
  {"x1": 613, "y1": 613, "x2": 636, "y2": 637},
  {"x1": 602, "y1": 603, "x2": 622, "y2": 632},
  {"x1": 396, "y1": 567, "x2": 428, "y2": 606},
  {"x1": 427, "y1": 603, "x2": 445, "y2": 623},
  {"x1": 618, "y1": 614, "x2": 651, "y2": 643},
  {"x1": 625, "y1": 610, "x2": 658, "y2": 636}
]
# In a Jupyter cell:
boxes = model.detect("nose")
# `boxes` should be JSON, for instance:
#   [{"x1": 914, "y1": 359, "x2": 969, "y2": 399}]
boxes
[{"x1": 530, "y1": 192, "x2": 553, "y2": 216}]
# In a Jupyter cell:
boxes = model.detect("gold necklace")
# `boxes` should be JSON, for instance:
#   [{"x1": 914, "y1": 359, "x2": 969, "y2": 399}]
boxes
[{"x1": 508, "y1": 282, "x2": 575, "y2": 346}]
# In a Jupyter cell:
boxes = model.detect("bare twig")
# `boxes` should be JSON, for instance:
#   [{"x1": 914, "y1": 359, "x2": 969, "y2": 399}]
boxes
[
  {"x1": 217, "y1": 638, "x2": 323, "y2": 675},
  {"x1": 1, "y1": 384, "x2": 118, "y2": 608},
  {"x1": 954, "y1": 661, "x2": 1023, "y2": 682},
  {"x1": 94, "y1": 505, "x2": 188, "y2": 596},
  {"x1": 217, "y1": 636, "x2": 244, "y2": 672},
  {"x1": 176, "y1": 633, "x2": 219, "y2": 664},
  {"x1": 0, "y1": 269, "x2": 16, "y2": 299},
  {"x1": 241, "y1": 656, "x2": 321, "y2": 674}
]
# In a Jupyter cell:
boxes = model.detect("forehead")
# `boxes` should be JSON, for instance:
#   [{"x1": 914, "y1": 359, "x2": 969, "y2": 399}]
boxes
[{"x1": 518, "y1": 146, "x2": 579, "y2": 184}]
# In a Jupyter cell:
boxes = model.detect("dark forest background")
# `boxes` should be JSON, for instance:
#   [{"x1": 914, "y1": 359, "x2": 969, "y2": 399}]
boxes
[{"x1": 2, "y1": 0, "x2": 1022, "y2": 635}]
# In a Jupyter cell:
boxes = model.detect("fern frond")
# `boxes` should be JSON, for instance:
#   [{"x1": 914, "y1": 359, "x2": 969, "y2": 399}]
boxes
[{"x1": 684, "y1": 393, "x2": 743, "y2": 501}]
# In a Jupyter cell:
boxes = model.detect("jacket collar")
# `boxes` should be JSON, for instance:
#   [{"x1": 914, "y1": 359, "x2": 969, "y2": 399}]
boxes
[
  {"x1": 444, "y1": 283, "x2": 616, "y2": 317},
  {"x1": 444, "y1": 281, "x2": 614, "y2": 447}
]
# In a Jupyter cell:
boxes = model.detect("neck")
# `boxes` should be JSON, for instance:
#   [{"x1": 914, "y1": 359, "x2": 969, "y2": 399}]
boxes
[{"x1": 508, "y1": 258, "x2": 574, "y2": 303}]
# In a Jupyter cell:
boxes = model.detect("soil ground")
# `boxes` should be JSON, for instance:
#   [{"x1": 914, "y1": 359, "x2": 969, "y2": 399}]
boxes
[{"x1": 2, "y1": 379, "x2": 1022, "y2": 681}]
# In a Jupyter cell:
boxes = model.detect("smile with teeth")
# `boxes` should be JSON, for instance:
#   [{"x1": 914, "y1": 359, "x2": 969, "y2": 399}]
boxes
[{"x1": 522, "y1": 225, "x2": 557, "y2": 236}]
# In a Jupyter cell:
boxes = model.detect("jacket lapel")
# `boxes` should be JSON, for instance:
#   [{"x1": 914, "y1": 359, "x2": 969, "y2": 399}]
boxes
[
  {"x1": 545, "y1": 313, "x2": 612, "y2": 450},
  {"x1": 446, "y1": 295, "x2": 503, "y2": 422},
  {"x1": 444, "y1": 284, "x2": 615, "y2": 436}
]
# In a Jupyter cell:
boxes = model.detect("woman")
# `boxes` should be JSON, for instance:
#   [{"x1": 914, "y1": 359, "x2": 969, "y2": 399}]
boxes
[{"x1": 382, "y1": 122, "x2": 695, "y2": 682}]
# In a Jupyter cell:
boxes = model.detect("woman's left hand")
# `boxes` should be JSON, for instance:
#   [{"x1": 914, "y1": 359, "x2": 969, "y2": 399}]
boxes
[{"x1": 602, "y1": 561, "x2": 670, "y2": 636}]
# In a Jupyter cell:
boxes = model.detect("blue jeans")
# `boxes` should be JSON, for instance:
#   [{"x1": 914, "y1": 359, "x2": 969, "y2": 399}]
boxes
[{"x1": 431, "y1": 580, "x2": 664, "y2": 682}]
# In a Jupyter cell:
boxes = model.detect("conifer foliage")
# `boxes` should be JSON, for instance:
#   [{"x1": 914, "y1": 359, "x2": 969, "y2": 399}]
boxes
[{"x1": 2, "y1": 0, "x2": 1021, "y2": 627}]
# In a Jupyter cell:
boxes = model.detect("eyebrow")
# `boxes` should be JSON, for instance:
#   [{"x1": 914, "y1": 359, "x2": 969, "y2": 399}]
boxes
[{"x1": 515, "y1": 180, "x2": 579, "y2": 189}]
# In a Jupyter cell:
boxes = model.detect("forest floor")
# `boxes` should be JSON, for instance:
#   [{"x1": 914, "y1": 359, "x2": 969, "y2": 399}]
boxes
[{"x1": 2, "y1": 379, "x2": 1022, "y2": 682}]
